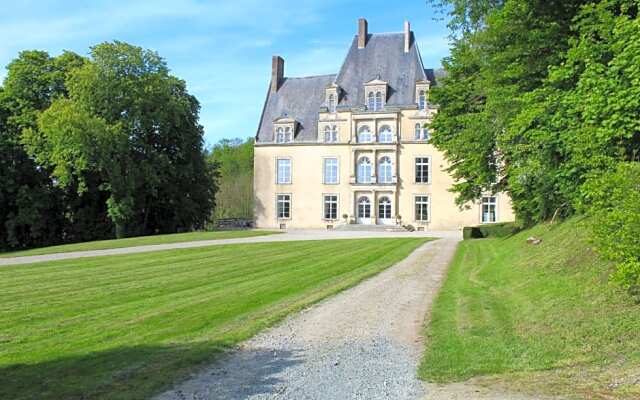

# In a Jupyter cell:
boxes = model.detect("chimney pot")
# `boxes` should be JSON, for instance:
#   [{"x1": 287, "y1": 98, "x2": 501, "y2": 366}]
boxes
[
  {"x1": 271, "y1": 55, "x2": 284, "y2": 93},
  {"x1": 404, "y1": 20, "x2": 411, "y2": 53},
  {"x1": 358, "y1": 18, "x2": 368, "y2": 49}
]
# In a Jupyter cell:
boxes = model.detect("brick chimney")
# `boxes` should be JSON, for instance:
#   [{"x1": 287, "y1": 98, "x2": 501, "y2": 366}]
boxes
[
  {"x1": 358, "y1": 18, "x2": 368, "y2": 49},
  {"x1": 404, "y1": 20, "x2": 411, "y2": 53},
  {"x1": 271, "y1": 55, "x2": 284, "y2": 93}
]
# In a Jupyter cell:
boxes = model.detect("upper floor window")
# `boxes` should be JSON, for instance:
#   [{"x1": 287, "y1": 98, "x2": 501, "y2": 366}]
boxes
[
  {"x1": 323, "y1": 158, "x2": 338, "y2": 184},
  {"x1": 328, "y1": 94, "x2": 336, "y2": 113},
  {"x1": 379, "y1": 125, "x2": 393, "y2": 143},
  {"x1": 367, "y1": 92, "x2": 375, "y2": 110},
  {"x1": 324, "y1": 125, "x2": 338, "y2": 143},
  {"x1": 418, "y1": 90, "x2": 426, "y2": 110},
  {"x1": 357, "y1": 157, "x2": 372, "y2": 183},
  {"x1": 358, "y1": 125, "x2": 372, "y2": 143},
  {"x1": 415, "y1": 157, "x2": 430, "y2": 184},
  {"x1": 482, "y1": 196, "x2": 497, "y2": 223},
  {"x1": 375, "y1": 91, "x2": 383, "y2": 110},
  {"x1": 415, "y1": 123, "x2": 430, "y2": 141},
  {"x1": 276, "y1": 158, "x2": 291, "y2": 184},
  {"x1": 378, "y1": 156, "x2": 393, "y2": 183}
]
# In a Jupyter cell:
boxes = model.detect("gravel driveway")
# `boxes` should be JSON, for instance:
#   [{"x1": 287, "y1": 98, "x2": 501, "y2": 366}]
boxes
[{"x1": 155, "y1": 238, "x2": 458, "y2": 400}]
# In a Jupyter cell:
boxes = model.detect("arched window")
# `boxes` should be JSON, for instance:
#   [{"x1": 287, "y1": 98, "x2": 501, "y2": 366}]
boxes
[
  {"x1": 414, "y1": 123, "x2": 430, "y2": 141},
  {"x1": 414, "y1": 123, "x2": 421, "y2": 140},
  {"x1": 276, "y1": 127, "x2": 285, "y2": 143},
  {"x1": 418, "y1": 90, "x2": 426, "y2": 110},
  {"x1": 358, "y1": 196, "x2": 371, "y2": 219},
  {"x1": 358, "y1": 125, "x2": 372, "y2": 143},
  {"x1": 375, "y1": 91, "x2": 383, "y2": 111},
  {"x1": 378, "y1": 156, "x2": 393, "y2": 183},
  {"x1": 328, "y1": 94, "x2": 336, "y2": 113},
  {"x1": 423, "y1": 126, "x2": 430, "y2": 141},
  {"x1": 378, "y1": 125, "x2": 393, "y2": 143},
  {"x1": 378, "y1": 196, "x2": 392, "y2": 220},
  {"x1": 367, "y1": 92, "x2": 375, "y2": 110},
  {"x1": 357, "y1": 157, "x2": 372, "y2": 183},
  {"x1": 284, "y1": 127, "x2": 292, "y2": 142},
  {"x1": 324, "y1": 125, "x2": 337, "y2": 142}
]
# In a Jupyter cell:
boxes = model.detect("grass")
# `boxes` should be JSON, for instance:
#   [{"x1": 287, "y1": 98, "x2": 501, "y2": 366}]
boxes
[
  {"x1": 0, "y1": 229, "x2": 279, "y2": 258},
  {"x1": 0, "y1": 237, "x2": 428, "y2": 400},
  {"x1": 419, "y1": 217, "x2": 640, "y2": 399}
]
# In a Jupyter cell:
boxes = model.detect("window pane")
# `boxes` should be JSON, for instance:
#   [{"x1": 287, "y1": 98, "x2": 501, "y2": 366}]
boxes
[
  {"x1": 415, "y1": 157, "x2": 430, "y2": 183},
  {"x1": 324, "y1": 158, "x2": 338, "y2": 184},
  {"x1": 277, "y1": 159, "x2": 291, "y2": 184},
  {"x1": 277, "y1": 194, "x2": 291, "y2": 218}
]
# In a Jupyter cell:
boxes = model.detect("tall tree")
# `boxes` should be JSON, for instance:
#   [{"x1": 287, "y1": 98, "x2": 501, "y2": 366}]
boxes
[{"x1": 208, "y1": 138, "x2": 254, "y2": 220}]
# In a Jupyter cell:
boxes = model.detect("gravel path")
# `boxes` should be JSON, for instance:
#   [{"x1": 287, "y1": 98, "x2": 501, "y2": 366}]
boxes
[
  {"x1": 155, "y1": 238, "x2": 458, "y2": 400},
  {"x1": 0, "y1": 229, "x2": 458, "y2": 266}
]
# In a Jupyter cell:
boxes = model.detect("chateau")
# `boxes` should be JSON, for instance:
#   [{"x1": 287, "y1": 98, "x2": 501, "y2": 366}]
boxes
[{"x1": 254, "y1": 18, "x2": 514, "y2": 230}]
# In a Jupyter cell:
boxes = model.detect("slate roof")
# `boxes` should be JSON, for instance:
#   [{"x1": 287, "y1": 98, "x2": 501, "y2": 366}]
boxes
[{"x1": 256, "y1": 31, "x2": 434, "y2": 143}]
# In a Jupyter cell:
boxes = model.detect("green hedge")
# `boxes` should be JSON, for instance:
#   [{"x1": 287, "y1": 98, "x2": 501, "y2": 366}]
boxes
[{"x1": 463, "y1": 222, "x2": 519, "y2": 240}]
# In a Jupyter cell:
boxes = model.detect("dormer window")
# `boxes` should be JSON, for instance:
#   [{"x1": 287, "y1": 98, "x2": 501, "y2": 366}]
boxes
[
  {"x1": 367, "y1": 92, "x2": 375, "y2": 110},
  {"x1": 415, "y1": 80, "x2": 430, "y2": 110},
  {"x1": 276, "y1": 127, "x2": 285, "y2": 143},
  {"x1": 418, "y1": 90, "x2": 426, "y2": 110},
  {"x1": 328, "y1": 94, "x2": 336, "y2": 113},
  {"x1": 325, "y1": 83, "x2": 340, "y2": 113},
  {"x1": 364, "y1": 78, "x2": 388, "y2": 112},
  {"x1": 324, "y1": 125, "x2": 338, "y2": 143},
  {"x1": 273, "y1": 117, "x2": 296, "y2": 143}
]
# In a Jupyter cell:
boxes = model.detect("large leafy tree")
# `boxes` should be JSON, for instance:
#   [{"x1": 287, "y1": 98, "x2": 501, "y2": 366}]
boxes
[
  {"x1": 208, "y1": 138, "x2": 254, "y2": 219},
  {"x1": 24, "y1": 42, "x2": 217, "y2": 238}
]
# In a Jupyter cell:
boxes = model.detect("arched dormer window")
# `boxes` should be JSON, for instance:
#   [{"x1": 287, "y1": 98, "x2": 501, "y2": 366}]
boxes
[
  {"x1": 367, "y1": 92, "x2": 375, "y2": 110},
  {"x1": 378, "y1": 156, "x2": 393, "y2": 183},
  {"x1": 358, "y1": 125, "x2": 372, "y2": 143},
  {"x1": 328, "y1": 94, "x2": 336, "y2": 113},
  {"x1": 284, "y1": 127, "x2": 292, "y2": 142},
  {"x1": 418, "y1": 90, "x2": 426, "y2": 110},
  {"x1": 324, "y1": 125, "x2": 338, "y2": 142},
  {"x1": 357, "y1": 157, "x2": 372, "y2": 183},
  {"x1": 276, "y1": 127, "x2": 285, "y2": 143},
  {"x1": 375, "y1": 91, "x2": 383, "y2": 111},
  {"x1": 378, "y1": 125, "x2": 393, "y2": 143}
]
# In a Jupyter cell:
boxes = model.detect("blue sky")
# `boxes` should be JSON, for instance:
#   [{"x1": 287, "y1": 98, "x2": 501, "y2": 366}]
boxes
[{"x1": 0, "y1": 0, "x2": 451, "y2": 146}]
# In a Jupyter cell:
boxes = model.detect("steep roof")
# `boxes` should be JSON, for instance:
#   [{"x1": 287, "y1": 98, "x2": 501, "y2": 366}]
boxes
[{"x1": 256, "y1": 31, "x2": 432, "y2": 143}]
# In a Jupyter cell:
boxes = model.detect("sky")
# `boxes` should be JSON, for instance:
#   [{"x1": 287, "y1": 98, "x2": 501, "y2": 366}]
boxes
[{"x1": 0, "y1": 0, "x2": 452, "y2": 146}]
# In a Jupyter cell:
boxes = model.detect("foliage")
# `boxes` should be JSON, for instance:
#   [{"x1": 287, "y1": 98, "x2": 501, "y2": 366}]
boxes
[
  {"x1": 582, "y1": 162, "x2": 640, "y2": 297},
  {"x1": 462, "y1": 221, "x2": 518, "y2": 239},
  {"x1": 208, "y1": 138, "x2": 254, "y2": 219},
  {"x1": 0, "y1": 238, "x2": 426, "y2": 400}
]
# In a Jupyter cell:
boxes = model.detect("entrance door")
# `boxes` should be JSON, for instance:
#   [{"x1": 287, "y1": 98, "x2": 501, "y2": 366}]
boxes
[
  {"x1": 378, "y1": 196, "x2": 393, "y2": 225},
  {"x1": 357, "y1": 196, "x2": 371, "y2": 224}
]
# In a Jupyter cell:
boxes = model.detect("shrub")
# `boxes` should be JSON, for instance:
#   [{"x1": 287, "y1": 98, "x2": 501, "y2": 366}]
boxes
[
  {"x1": 463, "y1": 222, "x2": 519, "y2": 240},
  {"x1": 582, "y1": 162, "x2": 640, "y2": 297}
]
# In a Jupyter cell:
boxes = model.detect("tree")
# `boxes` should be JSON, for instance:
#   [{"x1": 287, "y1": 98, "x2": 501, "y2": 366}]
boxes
[{"x1": 208, "y1": 138, "x2": 254, "y2": 220}]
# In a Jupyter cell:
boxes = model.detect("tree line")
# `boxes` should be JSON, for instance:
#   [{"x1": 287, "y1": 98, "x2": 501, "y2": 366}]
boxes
[
  {"x1": 0, "y1": 42, "x2": 218, "y2": 250},
  {"x1": 429, "y1": 0, "x2": 640, "y2": 293}
]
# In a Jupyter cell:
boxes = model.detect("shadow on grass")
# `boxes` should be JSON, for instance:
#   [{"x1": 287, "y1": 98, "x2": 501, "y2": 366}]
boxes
[{"x1": 0, "y1": 342, "x2": 304, "y2": 400}]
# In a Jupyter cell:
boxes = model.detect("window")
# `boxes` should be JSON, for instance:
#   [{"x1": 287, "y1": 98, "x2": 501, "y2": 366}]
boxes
[
  {"x1": 357, "y1": 196, "x2": 371, "y2": 218},
  {"x1": 284, "y1": 127, "x2": 292, "y2": 142},
  {"x1": 324, "y1": 158, "x2": 338, "y2": 184},
  {"x1": 276, "y1": 126, "x2": 293, "y2": 143},
  {"x1": 358, "y1": 125, "x2": 372, "y2": 143},
  {"x1": 276, "y1": 127, "x2": 284, "y2": 143},
  {"x1": 378, "y1": 196, "x2": 392, "y2": 219},
  {"x1": 328, "y1": 94, "x2": 336, "y2": 113},
  {"x1": 367, "y1": 92, "x2": 375, "y2": 110},
  {"x1": 277, "y1": 194, "x2": 291, "y2": 219},
  {"x1": 375, "y1": 91, "x2": 383, "y2": 110},
  {"x1": 415, "y1": 157, "x2": 430, "y2": 184},
  {"x1": 276, "y1": 158, "x2": 291, "y2": 184},
  {"x1": 418, "y1": 90, "x2": 426, "y2": 110},
  {"x1": 378, "y1": 125, "x2": 393, "y2": 143},
  {"x1": 482, "y1": 196, "x2": 497, "y2": 223},
  {"x1": 323, "y1": 195, "x2": 338, "y2": 220},
  {"x1": 415, "y1": 195, "x2": 430, "y2": 222},
  {"x1": 378, "y1": 156, "x2": 393, "y2": 183},
  {"x1": 324, "y1": 125, "x2": 338, "y2": 143},
  {"x1": 357, "y1": 156, "x2": 372, "y2": 183},
  {"x1": 415, "y1": 123, "x2": 430, "y2": 140}
]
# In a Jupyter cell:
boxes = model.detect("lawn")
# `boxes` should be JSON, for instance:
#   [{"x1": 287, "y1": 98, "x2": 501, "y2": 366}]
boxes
[
  {"x1": 0, "y1": 229, "x2": 278, "y2": 258},
  {"x1": 419, "y1": 218, "x2": 640, "y2": 399},
  {"x1": 0, "y1": 238, "x2": 427, "y2": 400}
]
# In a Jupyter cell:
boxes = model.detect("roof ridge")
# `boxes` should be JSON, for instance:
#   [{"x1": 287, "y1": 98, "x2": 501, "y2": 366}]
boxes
[{"x1": 284, "y1": 73, "x2": 336, "y2": 80}]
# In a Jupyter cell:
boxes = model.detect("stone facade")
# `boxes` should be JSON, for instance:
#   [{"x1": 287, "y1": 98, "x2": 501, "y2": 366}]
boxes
[{"x1": 254, "y1": 19, "x2": 515, "y2": 230}]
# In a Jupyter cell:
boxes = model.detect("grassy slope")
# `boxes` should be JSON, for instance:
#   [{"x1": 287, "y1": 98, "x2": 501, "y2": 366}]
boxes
[
  {"x1": 0, "y1": 238, "x2": 427, "y2": 400},
  {"x1": 420, "y1": 218, "x2": 640, "y2": 399},
  {"x1": 0, "y1": 230, "x2": 278, "y2": 258}
]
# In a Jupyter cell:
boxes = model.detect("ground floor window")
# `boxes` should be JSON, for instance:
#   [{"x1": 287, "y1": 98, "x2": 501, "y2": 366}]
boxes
[
  {"x1": 323, "y1": 195, "x2": 338, "y2": 220},
  {"x1": 415, "y1": 195, "x2": 430, "y2": 222},
  {"x1": 357, "y1": 196, "x2": 371, "y2": 218},
  {"x1": 277, "y1": 194, "x2": 291, "y2": 219},
  {"x1": 482, "y1": 196, "x2": 497, "y2": 223},
  {"x1": 378, "y1": 196, "x2": 392, "y2": 219}
]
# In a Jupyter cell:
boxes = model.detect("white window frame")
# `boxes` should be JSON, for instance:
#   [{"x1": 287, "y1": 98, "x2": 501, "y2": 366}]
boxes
[
  {"x1": 378, "y1": 125, "x2": 393, "y2": 143},
  {"x1": 414, "y1": 122, "x2": 430, "y2": 141},
  {"x1": 481, "y1": 196, "x2": 498, "y2": 223},
  {"x1": 378, "y1": 196, "x2": 392, "y2": 220},
  {"x1": 322, "y1": 194, "x2": 339, "y2": 221},
  {"x1": 323, "y1": 157, "x2": 339, "y2": 184},
  {"x1": 367, "y1": 92, "x2": 375, "y2": 110},
  {"x1": 418, "y1": 90, "x2": 426, "y2": 110},
  {"x1": 374, "y1": 91, "x2": 383, "y2": 111},
  {"x1": 358, "y1": 125, "x2": 372, "y2": 143},
  {"x1": 276, "y1": 157, "x2": 292, "y2": 184},
  {"x1": 414, "y1": 195, "x2": 431, "y2": 222},
  {"x1": 276, "y1": 193, "x2": 292, "y2": 220},
  {"x1": 357, "y1": 196, "x2": 371, "y2": 218},
  {"x1": 357, "y1": 156, "x2": 372, "y2": 184},
  {"x1": 415, "y1": 156, "x2": 431, "y2": 184},
  {"x1": 378, "y1": 156, "x2": 393, "y2": 184},
  {"x1": 324, "y1": 125, "x2": 338, "y2": 143},
  {"x1": 328, "y1": 94, "x2": 336, "y2": 113}
]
